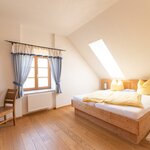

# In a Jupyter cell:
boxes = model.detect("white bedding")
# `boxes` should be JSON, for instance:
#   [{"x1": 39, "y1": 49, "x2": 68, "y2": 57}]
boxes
[{"x1": 72, "y1": 90, "x2": 150, "y2": 120}]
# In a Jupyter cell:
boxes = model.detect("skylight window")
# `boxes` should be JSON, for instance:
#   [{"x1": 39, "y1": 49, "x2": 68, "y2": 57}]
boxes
[{"x1": 89, "y1": 39, "x2": 124, "y2": 79}]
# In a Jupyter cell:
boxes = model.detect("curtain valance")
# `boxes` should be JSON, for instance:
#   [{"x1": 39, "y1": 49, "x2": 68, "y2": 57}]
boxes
[{"x1": 11, "y1": 43, "x2": 62, "y2": 57}]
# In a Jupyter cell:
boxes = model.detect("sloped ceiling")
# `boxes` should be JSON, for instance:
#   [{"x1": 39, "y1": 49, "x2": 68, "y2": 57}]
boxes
[
  {"x1": 69, "y1": 0, "x2": 150, "y2": 80},
  {"x1": 0, "y1": 0, "x2": 118, "y2": 35}
]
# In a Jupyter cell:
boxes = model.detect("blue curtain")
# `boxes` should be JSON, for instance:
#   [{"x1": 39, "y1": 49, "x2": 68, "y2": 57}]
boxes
[
  {"x1": 12, "y1": 54, "x2": 33, "y2": 97},
  {"x1": 49, "y1": 57, "x2": 62, "y2": 93}
]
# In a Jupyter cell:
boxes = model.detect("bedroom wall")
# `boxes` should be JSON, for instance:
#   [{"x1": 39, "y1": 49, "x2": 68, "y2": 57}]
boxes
[
  {"x1": 0, "y1": 18, "x2": 22, "y2": 117},
  {"x1": 55, "y1": 35, "x2": 99, "y2": 107},
  {"x1": 0, "y1": 20, "x2": 99, "y2": 116},
  {"x1": 69, "y1": 0, "x2": 150, "y2": 80}
]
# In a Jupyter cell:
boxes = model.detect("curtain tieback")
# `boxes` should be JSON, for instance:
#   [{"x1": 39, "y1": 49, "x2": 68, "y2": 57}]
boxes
[
  {"x1": 13, "y1": 81, "x2": 23, "y2": 87},
  {"x1": 56, "y1": 82, "x2": 60, "y2": 85}
]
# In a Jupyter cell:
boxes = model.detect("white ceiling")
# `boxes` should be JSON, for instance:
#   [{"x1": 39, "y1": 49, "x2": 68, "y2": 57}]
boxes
[{"x1": 0, "y1": 0, "x2": 118, "y2": 35}]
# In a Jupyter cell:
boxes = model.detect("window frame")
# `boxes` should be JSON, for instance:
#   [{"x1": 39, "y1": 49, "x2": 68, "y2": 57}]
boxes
[{"x1": 24, "y1": 56, "x2": 51, "y2": 91}]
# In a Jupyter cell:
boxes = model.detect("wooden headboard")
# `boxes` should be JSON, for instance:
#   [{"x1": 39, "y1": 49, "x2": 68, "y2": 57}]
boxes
[{"x1": 101, "y1": 79, "x2": 139, "y2": 90}]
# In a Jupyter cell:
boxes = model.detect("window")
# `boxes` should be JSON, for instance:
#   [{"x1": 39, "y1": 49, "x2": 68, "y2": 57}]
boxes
[
  {"x1": 24, "y1": 56, "x2": 51, "y2": 90},
  {"x1": 89, "y1": 39, "x2": 124, "y2": 79}
]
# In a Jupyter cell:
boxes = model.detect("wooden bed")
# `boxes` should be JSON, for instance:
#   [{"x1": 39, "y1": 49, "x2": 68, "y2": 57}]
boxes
[{"x1": 72, "y1": 79, "x2": 150, "y2": 144}]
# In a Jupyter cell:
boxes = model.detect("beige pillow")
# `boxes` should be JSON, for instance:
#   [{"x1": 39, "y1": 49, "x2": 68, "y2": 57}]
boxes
[
  {"x1": 137, "y1": 79, "x2": 150, "y2": 95},
  {"x1": 110, "y1": 80, "x2": 124, "y2": 91}
]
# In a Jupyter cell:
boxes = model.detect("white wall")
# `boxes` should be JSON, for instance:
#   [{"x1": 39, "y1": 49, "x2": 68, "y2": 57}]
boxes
[
  {"x1": 0, "y1": 19, "x2": 22, "y2": 117},
  {"x1": 69, "y1": 0, "x2": 150, "y2": 80},
  {"x1": 55, "y1": 36, "x2": 99, "y2": 107},
  {"x1": 0, "y1": 19, "x2": 20, "y2": 94},
  {"x1": 0, "y1": 20, "x2": 99, "y2": 116}
]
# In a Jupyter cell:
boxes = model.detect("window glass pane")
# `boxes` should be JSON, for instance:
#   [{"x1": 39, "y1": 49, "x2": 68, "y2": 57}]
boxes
[
  {"x1": 38, "y1": 78, "x2": 48, "y2": 87},
  {"x1": 38, "y1": 68, "x2": 48, "y2": 77},
  {"x1": 31, "y1": 58, "x2": 35, "y2": 67},
  {"x1": 28, "y1": 68, "x2": 35, "y2": 77},
  {"x1": 38, "y1": 58, "x2": 48, "y2": 67},
  {"x1": 23, "y1": 78, "x2": 35, "y2": 88}
]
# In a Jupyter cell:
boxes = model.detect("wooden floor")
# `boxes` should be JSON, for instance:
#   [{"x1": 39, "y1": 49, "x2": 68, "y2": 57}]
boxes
[{"x1": 0, "y1": 106, "x2": 150, "y2": 150}]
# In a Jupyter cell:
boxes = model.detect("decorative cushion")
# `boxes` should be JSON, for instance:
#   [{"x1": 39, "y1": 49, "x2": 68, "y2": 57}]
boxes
[
  {"x1": 110, "y1": 79, "x2": 124, "y2": 91},
  {"x1": 137, "y1": 80, "x2": 150, "y2": 95}
]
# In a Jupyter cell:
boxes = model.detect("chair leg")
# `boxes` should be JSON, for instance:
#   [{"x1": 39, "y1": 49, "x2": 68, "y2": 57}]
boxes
[
  {"x1": 4, "y1": 115, "x2": 6, "y2": 124},
  {"x1": 13, "y1": 111, "x2": 16, "y2": 126}
]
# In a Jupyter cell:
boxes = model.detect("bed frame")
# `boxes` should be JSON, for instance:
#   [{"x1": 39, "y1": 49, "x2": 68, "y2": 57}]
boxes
[{"x1": 72, "y1": 79, "x2": 150, "y2": 144}]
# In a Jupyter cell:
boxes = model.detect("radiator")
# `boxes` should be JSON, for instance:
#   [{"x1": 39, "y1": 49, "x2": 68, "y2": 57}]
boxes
[{"x1": 27, "y1": 92, "x2": 55, "y2": 112}]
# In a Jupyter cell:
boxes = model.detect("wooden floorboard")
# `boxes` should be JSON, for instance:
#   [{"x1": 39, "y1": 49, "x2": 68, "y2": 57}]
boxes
[{"x1": 0, "y1": 106, "x2": 150, "y2": 150}]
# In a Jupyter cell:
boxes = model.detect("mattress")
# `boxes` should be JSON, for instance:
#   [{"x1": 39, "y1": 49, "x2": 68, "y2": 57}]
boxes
[{"x1": 72, "y1": 90, "x2": 150, "y2": 120}]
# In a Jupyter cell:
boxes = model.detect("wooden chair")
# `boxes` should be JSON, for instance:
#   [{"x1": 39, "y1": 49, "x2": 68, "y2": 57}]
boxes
[{"x1": 0, "y1": 89, "x2": 18, "y2": 126}]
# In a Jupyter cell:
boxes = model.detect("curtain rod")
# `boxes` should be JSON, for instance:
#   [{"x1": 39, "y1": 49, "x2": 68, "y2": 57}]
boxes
[{"x1": 5, "y1": 40, "x2": 66, "y2": 52}]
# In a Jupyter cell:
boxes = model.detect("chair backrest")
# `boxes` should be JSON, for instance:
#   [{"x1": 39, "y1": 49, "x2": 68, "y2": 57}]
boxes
[{"x1": 4, "y1": 89, "x2": 18, "y2": 107}]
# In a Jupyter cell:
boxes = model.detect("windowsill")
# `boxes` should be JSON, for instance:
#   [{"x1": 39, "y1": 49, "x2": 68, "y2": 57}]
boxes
[{"x1": 24, "y1": 89, "x2": 56, "y2": 95}]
